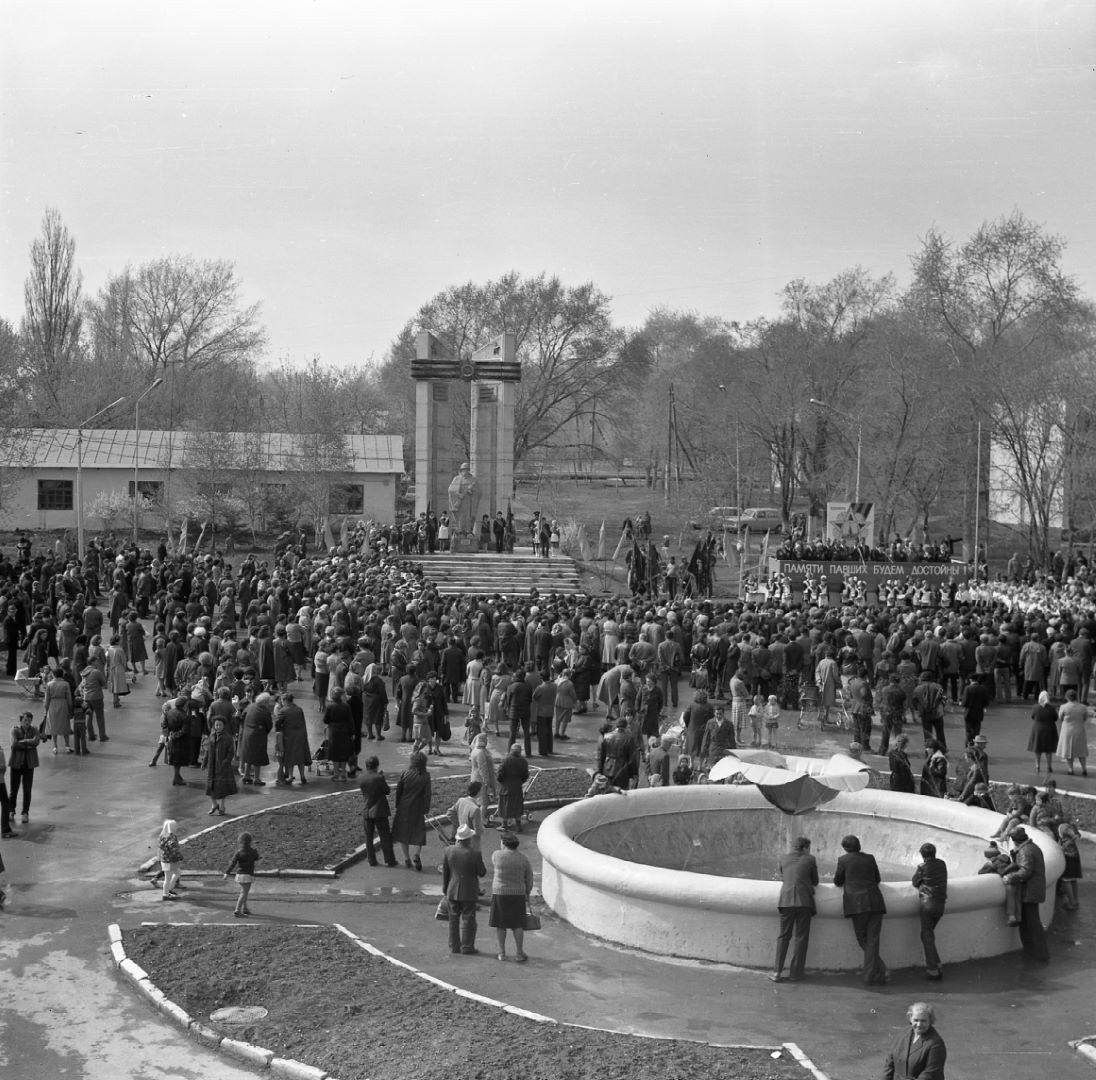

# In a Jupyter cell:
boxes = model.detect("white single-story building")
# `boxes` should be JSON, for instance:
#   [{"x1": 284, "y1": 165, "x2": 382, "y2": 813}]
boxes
[{"x1": 0, "y1": 429, "x2": 404, "y2": 532}]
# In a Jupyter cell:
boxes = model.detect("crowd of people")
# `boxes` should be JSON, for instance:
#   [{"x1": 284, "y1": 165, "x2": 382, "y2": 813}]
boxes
[
  {"x1": 1, "y1": 517, "x2": 1092, "y2": 1028},
  {"x1": 775, "y1": 536, "x2": 958, "y2": 564}
]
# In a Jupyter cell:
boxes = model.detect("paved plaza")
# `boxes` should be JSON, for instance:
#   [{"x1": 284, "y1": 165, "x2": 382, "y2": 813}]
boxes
[{"x1": 2, "y1": 654, "x2": 1095, "y2": 1079}]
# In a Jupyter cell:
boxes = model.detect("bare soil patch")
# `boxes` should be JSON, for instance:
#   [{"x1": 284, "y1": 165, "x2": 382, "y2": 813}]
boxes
[{"x1": 124, "y1": 924, "x2": 806, "y2": 1080}]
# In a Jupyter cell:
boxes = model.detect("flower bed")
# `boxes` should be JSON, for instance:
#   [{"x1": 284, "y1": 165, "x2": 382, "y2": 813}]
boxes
[{"x1": 123, "y1": 924, "x2": 805, "y2": 1080}]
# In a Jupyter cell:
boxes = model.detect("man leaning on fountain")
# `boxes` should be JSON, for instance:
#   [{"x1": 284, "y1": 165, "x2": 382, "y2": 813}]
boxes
[{"x1": 770, "y1": 836, "x2": 819, "y2": 983}]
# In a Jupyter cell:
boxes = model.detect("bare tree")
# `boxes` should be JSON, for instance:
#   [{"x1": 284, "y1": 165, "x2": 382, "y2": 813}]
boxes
[
  {"x1": 122, "y1": 256, "x2": 266, "y2": 378},
  {"x1": 21, "y1": 208, "x2": 84, "y2": 421},
  {"x1": 909, "y1": 211, "x2": 1083, "y2": 557}
]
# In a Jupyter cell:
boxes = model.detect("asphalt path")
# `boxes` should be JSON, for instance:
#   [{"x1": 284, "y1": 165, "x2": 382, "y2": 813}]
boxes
[{"x1": 2, "y1": 648, "x2": 1094, "y2": 1080}]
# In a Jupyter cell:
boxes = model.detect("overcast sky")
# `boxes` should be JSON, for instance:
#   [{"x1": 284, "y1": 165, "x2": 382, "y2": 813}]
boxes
[{"x1": 2, "y1": 0, "x2": 1093, "y2": 370}]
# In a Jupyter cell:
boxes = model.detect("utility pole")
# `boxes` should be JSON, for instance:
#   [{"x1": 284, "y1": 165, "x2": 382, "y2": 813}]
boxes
[{"x1": 665, "y1": 383, "x2": 673, "y2": 506}]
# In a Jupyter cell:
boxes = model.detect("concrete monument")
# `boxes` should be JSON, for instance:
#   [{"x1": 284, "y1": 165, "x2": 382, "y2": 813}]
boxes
[{"x1": 411, "y1": 330, "x2": 520, "y2": 532}]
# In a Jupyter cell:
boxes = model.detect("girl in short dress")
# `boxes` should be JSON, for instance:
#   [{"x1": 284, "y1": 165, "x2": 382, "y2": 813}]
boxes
[
  {"x1": 224, "y1": 832, "x2": 259, "y2": 916},
  {"x1": 1058, "y1": 822, "x2": 1082, "y2": 910}
]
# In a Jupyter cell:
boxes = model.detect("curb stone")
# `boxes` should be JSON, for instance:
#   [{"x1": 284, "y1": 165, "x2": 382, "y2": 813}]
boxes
[
  {"x1": 109, "y1": 921, "x2": 332, "y2": 1080},
  {"x1": 112, "y1": 918, "x2": 831, "y2": 1080},
  {"x1": 221, "y1": 1036, "x2": 275, "y2": 1068},
  {"x1": 270, "y1": 1058, "x2": 329, "y2": 1080}
]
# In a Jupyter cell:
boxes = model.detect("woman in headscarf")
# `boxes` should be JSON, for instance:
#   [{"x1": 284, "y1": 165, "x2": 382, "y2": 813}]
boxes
[
  {"x1": 204, "y1": 714, "x2": 238, "y2": 815},
  {"x1": 43, "y1": 667, "x2": 74, "y2": 754},
  {"x1": 1028, "y1": 690, "x2": 1059, "y2": 775},
  {"x1": 496, "y1": 743, "x2": 530, "y2": 832},
  {"x1": 362, "y1": 662, "x2": 389, "y2": 741},
  {"x1": 469, "y1": 732, "x2": 497, "y2": 825}
]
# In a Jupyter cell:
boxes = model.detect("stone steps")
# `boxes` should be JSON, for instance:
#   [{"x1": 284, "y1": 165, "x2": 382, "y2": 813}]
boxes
[{"x1": 417, "y1": 551, "x2": 581, "y2": 595}]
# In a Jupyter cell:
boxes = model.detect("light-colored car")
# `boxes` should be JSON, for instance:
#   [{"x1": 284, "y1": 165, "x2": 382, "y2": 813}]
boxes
[{"x1": 732, "y1": 506, "x2": 784, "y2": 532}]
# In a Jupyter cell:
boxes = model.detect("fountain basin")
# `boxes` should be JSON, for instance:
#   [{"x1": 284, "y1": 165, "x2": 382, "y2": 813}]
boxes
[{"x1": 537, "y1": 785, "x2": 1065, "y2": 971}]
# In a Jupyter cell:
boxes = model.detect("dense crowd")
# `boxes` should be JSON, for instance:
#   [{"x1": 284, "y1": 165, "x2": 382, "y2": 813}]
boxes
[{"x1": 1, "y1": 522, "x2": 1090, "y2": 964}]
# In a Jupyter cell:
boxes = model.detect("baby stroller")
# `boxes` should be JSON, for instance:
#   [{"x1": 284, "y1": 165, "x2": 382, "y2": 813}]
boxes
[
  {"x1": 311, "y1": 738, "x2": 335, "y2": 778},
  {"x1": 15, "y1": 666, "x2": 43, "y2": 700}
]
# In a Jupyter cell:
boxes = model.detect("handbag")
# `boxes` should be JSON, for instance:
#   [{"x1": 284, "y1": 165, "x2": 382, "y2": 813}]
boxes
[
  {"x1": 435, "y1": 898, "x2": 451, "y2": 921},
  {"x1": 523, "y1": 906, "x2": 541, "y2": 931}
]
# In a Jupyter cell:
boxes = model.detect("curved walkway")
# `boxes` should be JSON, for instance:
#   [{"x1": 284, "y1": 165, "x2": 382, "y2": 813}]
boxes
[{"x1": 1, "y1": 656, "x2": 1094, "y2": 1079}]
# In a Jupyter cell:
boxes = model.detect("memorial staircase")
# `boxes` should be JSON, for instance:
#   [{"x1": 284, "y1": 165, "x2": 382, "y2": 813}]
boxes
[{"x1": 417, "y1": 549, "x2": 581, "y2": 596}]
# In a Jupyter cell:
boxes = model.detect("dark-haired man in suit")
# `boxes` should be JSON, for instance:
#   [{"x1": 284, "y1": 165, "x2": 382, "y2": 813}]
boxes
[
  {"x1": 769, "y1": 836, "x2": 819, "y2": 982},
  {"x1": 834, "y1": 833, "x2": 888, "y2": 985}
]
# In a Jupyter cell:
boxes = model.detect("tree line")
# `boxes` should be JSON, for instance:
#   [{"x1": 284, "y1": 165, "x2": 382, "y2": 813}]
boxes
[{"x1": 5, "y1": 207, "x2": 1094, "y2": 561}]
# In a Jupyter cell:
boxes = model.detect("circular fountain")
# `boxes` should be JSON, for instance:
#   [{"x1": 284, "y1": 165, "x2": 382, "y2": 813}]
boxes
[{"x1": 537, "y1": 783, "x2": 1065, "y2": 970}]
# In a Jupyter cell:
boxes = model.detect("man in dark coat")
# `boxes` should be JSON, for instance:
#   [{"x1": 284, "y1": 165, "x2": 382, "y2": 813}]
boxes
[
  {"x1": 883, "y1": 1001, "x2": 946, "y2": 1079},
  {"x1": 358, "y1": 756, "x2": 397, "y2": 867},
  {"x1": 442, "y1": 824, "x2": 487, "y2": 954},
  {"x1": 770, "y1": 836, "x2": 819, "y2": 982},
  {"x1": 834, "y1": 834, "x2": 888, "y2": 985},
  {"x1": 911, "y1": 842, "x2": 947, "y2": 980},
  {"x1": 439, "y1": 638, "x2": 465, "y2": 704},
  {"x1": 1003, "y1": 827, "x2": 1049, "y2": 961},
  {"x1": 960, "y1": 674, "x2": 990, "y2": 746}
]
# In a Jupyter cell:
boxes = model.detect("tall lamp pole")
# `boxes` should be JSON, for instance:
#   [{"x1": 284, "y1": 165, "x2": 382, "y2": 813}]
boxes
[
  {"x1": 76, "y1": 396, "x2": 126, "y2": 560},
  {"x1": 132, "y1": 378, "x2": 164, "y2": 542}
]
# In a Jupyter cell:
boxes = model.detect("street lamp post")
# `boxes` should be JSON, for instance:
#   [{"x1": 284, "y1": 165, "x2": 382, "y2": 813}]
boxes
[
  {"x1": 809, "y1": 398, "x2": 862, "y2": 502},
  {"x1": 132, "y1": 378, "x2": 164, "y2": 542},
  {"x1": 76, "y1": 396, "x2": 126, "y2": 560}
]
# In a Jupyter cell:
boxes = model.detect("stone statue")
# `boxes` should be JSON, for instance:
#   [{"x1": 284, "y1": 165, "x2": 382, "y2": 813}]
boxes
[{"x1": 447, "y1": 462, "x2": 479, "y2": 535}]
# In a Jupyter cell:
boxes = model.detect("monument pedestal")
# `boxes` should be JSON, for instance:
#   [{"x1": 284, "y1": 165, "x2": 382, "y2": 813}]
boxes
[{"x1": 448, "y1": 533, "x2": 479, "y2": 554}]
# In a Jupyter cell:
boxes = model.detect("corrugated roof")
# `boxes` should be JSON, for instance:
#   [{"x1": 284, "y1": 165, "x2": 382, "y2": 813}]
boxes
[{"x1": 0, "y1": 429, "x2": 404, "y2": 474}]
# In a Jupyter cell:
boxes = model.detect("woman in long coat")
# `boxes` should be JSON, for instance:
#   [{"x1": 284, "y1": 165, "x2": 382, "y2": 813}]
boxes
[
  {"x1": 204, "y1": 715, "x2": 237, "y2": 815},
  {"x1": 1027, "y1": 691, "x2": 1059, "y2": 774},
  {"x1": 43, "y1": 667, "x2": 73, "y2": 753},
  {"x1": 125, "y1": 612, "x2": 148, "y2": 676},
  {"x1": 1056, "y1": 688, "x2": 1089, "y2": 776},
  {"x1": 239, "y1": 693, "x2": 274, "y2": 786},
  {"x1": 463, "y1": 655, "x2": 486, "y2": 713},
  {"x1": 496, "y1": 744, "x2": 530, "y2": 832},
  {"x1": 391, "y1": 750, "x2": 431, "y2": 870},
  {"x1": 322, "y1": 685, "x2": 354, "y2": 781},
  {"x1": 469, "y1": 732, "x2": 497, "y2": 824},
  {"x1": 361, "y1": 663, "x2": 389, "y2": 740},
  {"x1": 106, "y1": 634, "x2": 129, "y2": 708},
  {"x1": 815, "y1": 649, "x2": 841, "y2": 724},
  {"x1": 272, "y1": 627, "x2": 295, "y2": 690},
  {"x1": 274, "y1": 691, "x2": 312, "y2": 785}
]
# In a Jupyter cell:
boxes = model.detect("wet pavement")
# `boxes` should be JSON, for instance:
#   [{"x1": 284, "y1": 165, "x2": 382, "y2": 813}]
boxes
[{"x1": 2, "y1": 658, "x2": 1095, "y2": 1079}]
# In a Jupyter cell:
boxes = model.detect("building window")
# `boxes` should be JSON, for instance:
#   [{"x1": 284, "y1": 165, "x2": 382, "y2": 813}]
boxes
[
  {"x1": 329, "y1": 484, "x2": 364, "y2": 515},
  {"x1": 38, "y1": 479, "x2": 73, "y2": 510},
  {"x1": 128, "y1": 480, "x2": 164, "y2": 503}
]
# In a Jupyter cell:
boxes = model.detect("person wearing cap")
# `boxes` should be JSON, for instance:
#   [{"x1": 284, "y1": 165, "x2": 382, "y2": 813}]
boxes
[
  {"x1": 1002, "y1": 827, "x2": 1049, "y2": 961},
  {"x1": 960, "y1": 673, "x2": 990, "y2": 747},
  {"x1": 442, "y1": 823, "x2": 487, "y2": 955}
]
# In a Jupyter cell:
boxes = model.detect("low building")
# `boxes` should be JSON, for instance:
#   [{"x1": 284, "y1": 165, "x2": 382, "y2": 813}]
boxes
[{"x1": 0, "y1": 429, "x2": 404, "y2": 532}]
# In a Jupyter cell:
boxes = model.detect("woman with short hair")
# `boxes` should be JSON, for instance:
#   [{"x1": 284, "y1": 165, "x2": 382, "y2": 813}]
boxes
[{"x1": 490, "y1": 832, "x2": 534, "y2": 962}]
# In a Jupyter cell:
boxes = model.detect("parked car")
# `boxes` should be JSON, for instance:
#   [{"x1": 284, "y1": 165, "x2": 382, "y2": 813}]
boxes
[
  {"x1": 731, "y1": 507, "x2": 784, "y2": 532},
  {"x1": 689, "y1": 506, "x2": 740, "y2": 530}
]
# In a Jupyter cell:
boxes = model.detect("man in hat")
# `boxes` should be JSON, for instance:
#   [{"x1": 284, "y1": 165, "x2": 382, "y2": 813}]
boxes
[
  {"x1": 1003, "y1": 827, "x2": 1049, "y2": 961},
  {"x1": 442, "y1": 823, "x2": 487, "y2": 954},
  {"x1": 79, "y1": 662, "x2": 108, "y2": 743}
]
